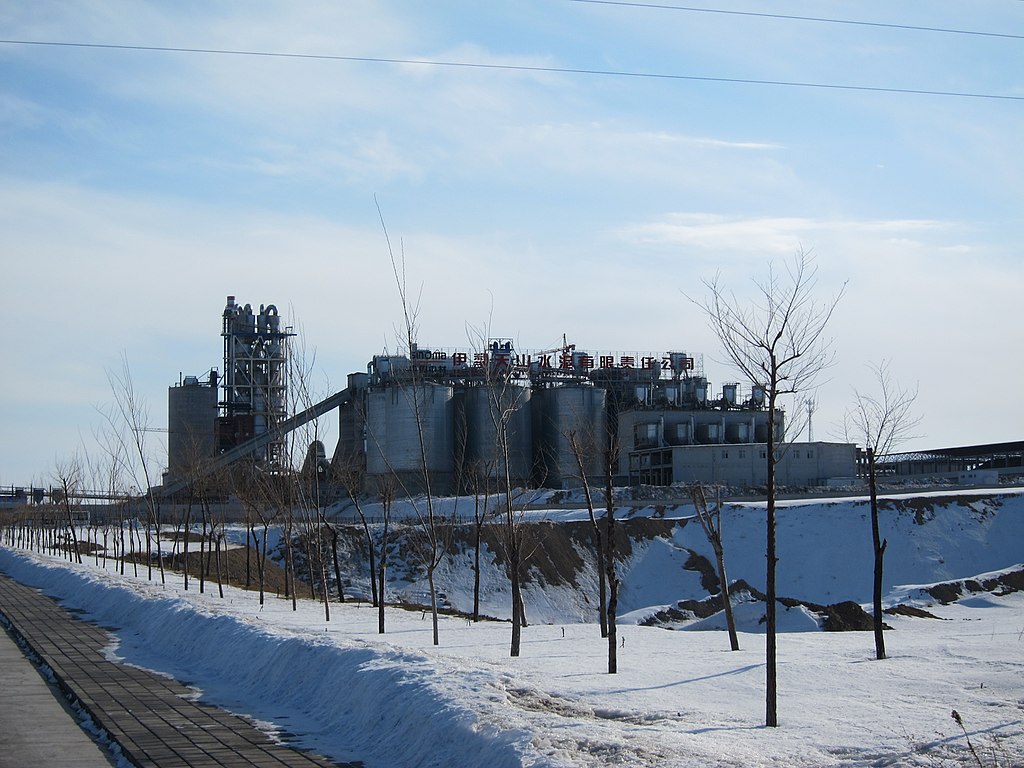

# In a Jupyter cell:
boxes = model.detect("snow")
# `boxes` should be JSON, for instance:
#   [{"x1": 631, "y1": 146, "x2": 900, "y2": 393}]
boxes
[{"x1": 2, "y1": 489, "x2": 1023, "y2": 767}]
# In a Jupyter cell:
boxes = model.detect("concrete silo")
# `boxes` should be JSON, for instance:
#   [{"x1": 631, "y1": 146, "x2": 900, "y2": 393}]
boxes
[
  {"x1": 533, "y1": 384, "x2": 607, "y2": 489},
  {"x1": 167, "y1": 372, "x2": 218, "y2": 483},
  {"x1": 365, "y1": 381, "x2": 456, "y2": 495},
  {"x1": 462, "y1": 382, "x2": 533, "y2": 488}
]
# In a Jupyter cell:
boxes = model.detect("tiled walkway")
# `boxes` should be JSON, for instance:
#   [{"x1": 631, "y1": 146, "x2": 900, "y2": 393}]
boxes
[{"x1": 0, "y1": 570, "x2": 359, "y2": 767}]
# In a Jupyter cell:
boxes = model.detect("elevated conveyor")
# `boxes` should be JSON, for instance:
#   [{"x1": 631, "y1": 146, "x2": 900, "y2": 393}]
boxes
[{"x1": 160, "y1": 386, "x2": 355, "y2": 498}]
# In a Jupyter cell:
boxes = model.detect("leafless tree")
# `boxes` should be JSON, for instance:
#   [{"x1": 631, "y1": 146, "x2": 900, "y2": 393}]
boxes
[
  {"x1": 104, "y1": 354, "x2": 166, "y2": 584},
  {"x1": 567, "y1": 428, "x2": 608, "y2": 637},
  {"x1": 53, "y1": 456, "x2": 84, "y2": 564},
  {"x1": 377, "y1": 478, "x2": 396, "y2": 635},
  {"x1": 466, "y1": 458, "x2": 494, "y2": 622},
  {"x1": 465, "y1": 324, "x2": 536, "y2": 657},
  {"x1": 842, "y1": 360, "x2": 921, "y2": 660},
  {"x1": 193, "y1": 467, "x2": 219, "y2": 595},
  {"x1": 90, "y1": 420, "x2": 133, "y2": 575},
  {"x1": 690, "y1": 483, "x2": 740, "y2": 651},
  {"x1": 378, "y1": 203, "x2": 446, "y2": 646},
  {"x1": 693, "y1": 248, "x2": 845, "y2": 727},
  {"x1": 290, "y1": 334, "x2": 335, "y2": 621},
  {"x1": 230, "y1": 463, "x2": 280, "y2": 606},
  {"x1": 336, "y1": 462, "x2": 378, "y2": 607},
  {"x1": 602, "y1": 436, "x2": 620, "y2": 674},
  {"x1": 171, "y1": 439, "x2": 218, "y2": 592}
]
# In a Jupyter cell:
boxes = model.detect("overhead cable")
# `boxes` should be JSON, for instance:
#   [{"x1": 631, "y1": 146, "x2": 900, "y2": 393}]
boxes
[
  {"x1": 565, "y1": 0, "x2": 1024, "y2": 41},
  {"x1": 1, "y1": 39, "x2": 1021, "y2": 101}
]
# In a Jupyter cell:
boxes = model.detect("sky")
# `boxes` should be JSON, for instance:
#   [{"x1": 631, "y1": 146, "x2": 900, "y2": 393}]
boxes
[{"x1": 1, "y1": 1, "x2": 1022, "y2": 485}]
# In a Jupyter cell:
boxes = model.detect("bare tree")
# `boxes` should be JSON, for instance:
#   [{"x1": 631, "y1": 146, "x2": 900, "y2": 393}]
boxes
[
  {"x1": 53, "y1": 456, "x2": 84, "y2": 564},
  {"x1": 336, "y1": 462, "x2": 378, "y2": 608},
  {"x1": 689, "y1": 483, "x2": 740, "y2": 651},
  {"x1": 466, "y1": 458, "x2": 494, "y2": 622},
  {"x1": 90, "y1": 420, "x2": 133, "y2": 575},
  {"x1": 290, "y1": 335, "x2": 335, "y2": 621},
  {"x1": 172, "y1": 439, "x2": 218, "y2": 592},
  {"x1": 567, "y1": 428, "x2": 608, "y2": 638},
  {"x1": 104, "y1": 354, "x2": 166, "y2": 584},
  {"x1": 378, "y1": 204, "x2": 446, "y2": 646},
  {"x1": 465, "y1": 327, "x2": 535, "y2": 657},
  {"x1": 230, "y1": 463, "x2": 281, "y2": 606},
  {"x1": 603, "y1": 435, "x2": 620, "y2": 674},
  {"x1": 694, "y1": 248, "x2": 845, "y2": 727},
  {"x1": 842, "y1": 361, "x2": 921, "y2": 660},
  {"x1": 377, "y1": 478, "x2": 396, "y2": 635}
]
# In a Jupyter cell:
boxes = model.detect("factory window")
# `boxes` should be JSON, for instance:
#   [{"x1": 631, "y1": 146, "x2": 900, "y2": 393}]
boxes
[
  {"x1": 739, "y1": 449, "x2": 746, "y2": 459},
  {"x1": 807, "y1": 450, "x2": 814, "y2": 459},
  {"x1": 760, "y1": 450, "x2": 767, "y2": 459},
  {"x1": 722, "y1": 450, "x2": 729, "y2": 459},
  {"x1": 635, "y1": 423, "x2": 658, "y2": 449}
]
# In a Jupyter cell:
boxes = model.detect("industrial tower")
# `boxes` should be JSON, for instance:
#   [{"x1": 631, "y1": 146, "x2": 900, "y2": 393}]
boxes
[{"x1": 219, "y1": 296, "x2": 294, "y2": 466}]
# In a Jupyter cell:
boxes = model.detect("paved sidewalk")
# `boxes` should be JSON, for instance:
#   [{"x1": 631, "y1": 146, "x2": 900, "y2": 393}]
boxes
[
  {"x1": 0, "y1": 570, "x2": 359, "y2": 768},
  {"x1": 0, "y1": 618, "x2": 116, "y2": 767}
]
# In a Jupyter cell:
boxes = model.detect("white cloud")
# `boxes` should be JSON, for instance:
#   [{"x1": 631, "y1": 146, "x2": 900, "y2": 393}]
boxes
[{"x1": 2, "y1": 2, "x2": 1021, "y2": 481}]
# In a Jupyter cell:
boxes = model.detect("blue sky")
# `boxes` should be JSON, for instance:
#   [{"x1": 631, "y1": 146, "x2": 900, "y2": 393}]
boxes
[{"x1": 1, "y1": 1, "x2": 1022, "y2": 484}]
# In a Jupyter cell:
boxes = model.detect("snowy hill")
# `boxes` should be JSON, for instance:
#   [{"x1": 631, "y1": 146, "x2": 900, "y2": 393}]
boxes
[
  {"x1": 1, "y1": 487, "x2": 1022, "y2": 767},
  {"x1": 323, "y1": 488, "x2": 1024, "y2": 629}
]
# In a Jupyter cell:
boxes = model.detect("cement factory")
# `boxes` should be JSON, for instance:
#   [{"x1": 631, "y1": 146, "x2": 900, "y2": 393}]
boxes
[{"x1": 163, "y1": 296, "x2": 858, "y2": 496}]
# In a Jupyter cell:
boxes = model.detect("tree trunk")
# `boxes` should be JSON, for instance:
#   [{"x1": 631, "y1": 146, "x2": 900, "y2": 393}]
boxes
[
  {"x1": 246, "y1": 522, "x2": 256, "y2": 589},
  {"x1": 199, "y1": 501, "x2": 207, "y2": 594},
  {"x1": 510, "y1": 543, "x2": 523, "y2": 657},
  {"x1": 716, "y1": 547, "x2": 740, "y2": 652},
  {"x1": 214, "y1": 532, "x2": 224, "y2": 599},
  {"x1": 288, "y1": 528, "x2": 298, "y2": 611},
  {"x1": 365, "y1": 520, "x2": 378, "y2": 608},
  {"x1": 473, "y1": 517, "x2": 482, "y2": 622},
  {"x1": 153, "y1": 500, "x2": 166, "y2": 586},
  {"x1": 605, "y1": 464, "x2": 617, "y2": 674},
  {"x1": 572, "y1": 435, "x2": 607, "y2": 637},
  {"x1": 765, "y1": 393, "x2": 779, "y2": 728},
  {"x1": 319, "y1": 528, "x2": 331, "y2": 622},
  {"x1": 330, "y1": 525, "x2": 345, "y2": 603},
  {"x1": 378, "y1": 516, "x2": 389, "y2": 634},
  {"x1": 182, "y1": 498, "x2": 192, "y2": 591},
  {"x1": 62, "y1": 494, "x2": 81, "y2": 564},
  {"x1": 869, "y1": 448, "x2": 887, "y2": 660},
  {"x1": 258, "y1": 525, "x2": 269, "y2": 606},
  {"x1": 428, "y1": 566, "x2": 439, "y2": 646}
]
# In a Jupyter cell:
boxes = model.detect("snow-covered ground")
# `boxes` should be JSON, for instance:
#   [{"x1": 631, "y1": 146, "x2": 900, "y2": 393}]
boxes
[{"x1": 1, "y1": 489, "x2": 1022, "y2": 767}]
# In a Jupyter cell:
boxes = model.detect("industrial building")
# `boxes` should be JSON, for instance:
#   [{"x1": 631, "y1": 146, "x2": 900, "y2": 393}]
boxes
[
  {"x1": 165, "y1": 298, "x2": 857, "y2": 495},
  {"x1": 165, "y1": 296, "x2": 294, "y2": 485}
]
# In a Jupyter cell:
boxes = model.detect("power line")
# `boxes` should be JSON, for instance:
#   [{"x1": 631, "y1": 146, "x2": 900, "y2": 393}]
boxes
[
  {"x1": 566, "y1": 0, "x2": 1024, "y2": 41},
  {"x1": 2, "y1": 38, "x2": 1021, "y2": 101}
]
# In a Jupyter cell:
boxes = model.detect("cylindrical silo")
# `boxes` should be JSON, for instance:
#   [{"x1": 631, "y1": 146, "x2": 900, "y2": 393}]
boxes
[
  {"x1": 533, "y1": 384, "x2": 607, "y2": 489},
  {"x1": 463, "y1": 383, "x2": 533, "y2": 487},
  {"x1": 365, "y1": 382, "x2": 456, "y2": 494}
]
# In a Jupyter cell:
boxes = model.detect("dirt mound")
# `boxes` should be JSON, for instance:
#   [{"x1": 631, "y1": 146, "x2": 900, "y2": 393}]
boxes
[
  {"x1": 129, "y1": 546, "x2": 293, "y2": 596},
  {"x1": 922, "y1": 566, "x2": 1024, "y2": 605},
  {"x1": 817, "y1": 601, "x2": 878, "y2": 632},
  {"x1": 639, "y1": 580, "x2": 762, "y2": 626},
  {"x1": 884, "y1": 605, "x2": 943, "y2": 620},
  {"x1": 642, "y1": 582, "x2": 883, "y2": 632}
]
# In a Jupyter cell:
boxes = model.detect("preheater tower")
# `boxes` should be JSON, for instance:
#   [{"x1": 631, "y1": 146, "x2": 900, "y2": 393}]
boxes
[{"x1": 220, "y1": 295, "x2": 294, "y2": 466}]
